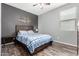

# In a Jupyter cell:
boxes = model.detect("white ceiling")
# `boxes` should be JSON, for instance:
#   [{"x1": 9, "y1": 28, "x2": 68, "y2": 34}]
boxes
[{"x1": 6, "y1": 3, "x2": 67, "y2": 15}]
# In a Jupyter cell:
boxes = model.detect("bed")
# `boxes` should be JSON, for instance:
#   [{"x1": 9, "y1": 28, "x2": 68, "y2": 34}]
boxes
[{"x1": 15, "y1": 25, "x2": 53, "y2": 55}]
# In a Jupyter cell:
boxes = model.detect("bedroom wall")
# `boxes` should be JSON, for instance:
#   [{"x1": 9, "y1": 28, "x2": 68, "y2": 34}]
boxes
[
  {"x1": 1, "y1": 3, "x2": 38, "y2": 37},
  {"x1": 38, "y1": 3, "x2": 79, "y2": 46}
]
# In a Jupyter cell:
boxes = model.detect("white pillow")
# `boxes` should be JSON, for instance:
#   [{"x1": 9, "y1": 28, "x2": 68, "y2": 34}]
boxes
[
  {"x1": 18, "y1": 30, "x2": 28, "y2": 35},
  {"x1": 27, "y1": 30, "x2": 34, "y2": 34},
  {"x1": 19, "y1": 30, "x2": 27, "y2": 33}
]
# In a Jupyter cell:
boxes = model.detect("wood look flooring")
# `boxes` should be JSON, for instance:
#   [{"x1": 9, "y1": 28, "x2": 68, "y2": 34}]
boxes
[{"x1": 1, "y1": 42, "x2": 77, "y2": 56}]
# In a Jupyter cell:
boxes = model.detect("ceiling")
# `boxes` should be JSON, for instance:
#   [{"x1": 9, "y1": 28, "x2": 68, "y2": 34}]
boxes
[{"x1": 6, "y1": 3, "x2": 67, "y2": 15}]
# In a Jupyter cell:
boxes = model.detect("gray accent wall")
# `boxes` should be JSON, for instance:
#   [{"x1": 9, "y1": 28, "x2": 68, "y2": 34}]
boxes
[
  {"x1": 38, "y1": 3, "x2": 79, "y2": 46},
  {"x1": 1, "y1": 3, "x2": 38, "y2": 37}
]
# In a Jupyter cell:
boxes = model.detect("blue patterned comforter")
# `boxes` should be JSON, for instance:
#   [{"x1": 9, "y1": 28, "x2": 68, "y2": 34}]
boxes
[{"x1": 16, "y1": 33, "x2": 53, "y2": 53}]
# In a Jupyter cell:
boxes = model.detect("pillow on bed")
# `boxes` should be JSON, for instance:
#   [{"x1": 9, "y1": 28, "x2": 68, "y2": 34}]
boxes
[
  {"x1": 27, "y1": 30, "x2": 34, "y2": 34},
  {"x1": 18, "y1": 30, "x2": 28, "y2": 36}
]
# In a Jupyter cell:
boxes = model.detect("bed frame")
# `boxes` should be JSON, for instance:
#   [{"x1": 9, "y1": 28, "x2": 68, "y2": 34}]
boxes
[{"x1": 15, "y1": 25, "x2": 53, "y2": 55}]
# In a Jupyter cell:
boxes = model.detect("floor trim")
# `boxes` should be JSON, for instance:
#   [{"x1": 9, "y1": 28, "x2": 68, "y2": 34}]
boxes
[
  {"x1": 2, "y1": 42, "x2": 14, "y2": 46},
  {"x1": 1, "y1": 41, "x2": 77, "y2": 47},
  {"x1": 54, "y1": 41, "x2": 77, "y2": 48}
]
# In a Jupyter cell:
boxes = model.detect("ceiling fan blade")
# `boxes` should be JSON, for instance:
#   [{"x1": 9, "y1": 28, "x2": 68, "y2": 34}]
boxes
[
  {"x1": 33, "y1": 4, "x2": 38, "y2": 6},
  {"x1": 45, "y1": 3, "x2": 51, "y2": 5}
]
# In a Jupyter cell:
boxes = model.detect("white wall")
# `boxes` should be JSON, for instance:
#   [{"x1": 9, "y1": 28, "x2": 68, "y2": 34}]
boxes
[
  {"x1": 38, "y1": 3, "x2": 79, "y2": 46},
  {"x1": 0, "y1": 3, "x2": 1, "y2": 55}
]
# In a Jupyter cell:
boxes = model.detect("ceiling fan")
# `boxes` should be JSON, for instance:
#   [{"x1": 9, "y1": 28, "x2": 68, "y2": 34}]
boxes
[
  {"x1": 33, "y1": 3, "x2": 51, "y2": 9},
  {"x1": 33, "y1": 3, "x2": 51, "y2": 6}
]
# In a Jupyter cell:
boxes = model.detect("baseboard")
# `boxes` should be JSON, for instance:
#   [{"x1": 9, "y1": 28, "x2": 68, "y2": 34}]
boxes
[
  {"x1": 54, "y1": 40, "x2": 77, "y2": 47},
  {"x1": 2, "y1": 42, "x2": 14, "y2": 46},
  {"x1": 1, "y1": 40, "x2": 77, "y2": 47}
]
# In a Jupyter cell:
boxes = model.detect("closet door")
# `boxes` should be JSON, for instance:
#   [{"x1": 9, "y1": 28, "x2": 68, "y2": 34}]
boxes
[{"x1": 60, "y1": 7, "x2": 77, "y2": 56}]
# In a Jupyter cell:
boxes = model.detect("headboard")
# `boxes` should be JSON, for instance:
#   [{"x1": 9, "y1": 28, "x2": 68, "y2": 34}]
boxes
[{"x1": 15, "y1": 25, "x2": 34, "y2": 36}]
